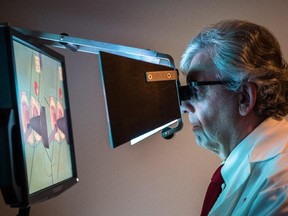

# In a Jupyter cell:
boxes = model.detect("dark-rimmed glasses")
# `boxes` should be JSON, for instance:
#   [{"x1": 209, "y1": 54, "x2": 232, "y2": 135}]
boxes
[{"x1": 181, "y1": 81, "x2": 229, "y2": 101}]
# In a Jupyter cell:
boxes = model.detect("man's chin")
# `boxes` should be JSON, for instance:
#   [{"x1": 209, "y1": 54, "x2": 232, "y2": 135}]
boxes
[{"x1": 195, "y1": 138, "x2": 220, "y2": 155}]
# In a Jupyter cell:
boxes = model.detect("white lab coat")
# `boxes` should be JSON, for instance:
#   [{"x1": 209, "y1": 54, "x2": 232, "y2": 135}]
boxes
[{"x1": 209, "y1": 118, "x2": 288, "y2": 216}]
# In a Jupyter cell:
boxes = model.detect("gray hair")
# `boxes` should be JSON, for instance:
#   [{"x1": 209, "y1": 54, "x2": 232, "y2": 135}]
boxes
[{"x1": 180, "y1": 19, "x2": 288, "y2": 120}]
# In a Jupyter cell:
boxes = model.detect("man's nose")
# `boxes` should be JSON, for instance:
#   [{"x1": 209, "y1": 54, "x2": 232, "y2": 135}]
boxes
[{"x1": 180, "y1": 100, "x2": 195, "y2": 114}]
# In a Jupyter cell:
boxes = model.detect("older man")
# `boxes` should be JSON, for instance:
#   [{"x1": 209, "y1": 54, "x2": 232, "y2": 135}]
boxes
[{"x1": 180, "y1": 20, "x2": 288, "y2": 215}]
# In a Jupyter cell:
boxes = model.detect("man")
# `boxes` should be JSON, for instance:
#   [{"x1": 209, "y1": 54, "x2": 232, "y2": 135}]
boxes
[{"x1": 180, "y1": 20, "x2": 288, "y2": 215}]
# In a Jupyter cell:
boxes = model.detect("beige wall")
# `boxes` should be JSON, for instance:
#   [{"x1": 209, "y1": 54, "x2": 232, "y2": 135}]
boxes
[{"x1": 1, "y1": 0, "x2": 288, "y2": 215}]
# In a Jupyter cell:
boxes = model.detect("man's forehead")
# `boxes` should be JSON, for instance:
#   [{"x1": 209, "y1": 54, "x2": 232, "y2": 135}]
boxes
[{"x1": 186, "y1": 52, "x2": 218, "y2": 81}]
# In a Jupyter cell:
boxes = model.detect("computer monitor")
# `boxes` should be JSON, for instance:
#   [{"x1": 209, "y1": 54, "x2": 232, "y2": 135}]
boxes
[{"x1": 0, "y1": 24, "x2": 78, "y2": 209}]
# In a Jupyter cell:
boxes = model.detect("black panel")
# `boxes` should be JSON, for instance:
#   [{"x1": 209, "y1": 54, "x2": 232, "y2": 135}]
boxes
[{"x1": 99, "y1": 51, "x2": 181, "y2": 148}]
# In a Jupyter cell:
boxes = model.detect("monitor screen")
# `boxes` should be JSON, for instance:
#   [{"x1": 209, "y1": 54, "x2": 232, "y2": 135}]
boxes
[
  {"x1": 13, "y1": 39, "x2": 73, "y2": 194},
  {"x1": 0, "y1": 24, "x2": 78, "y2": 208}
]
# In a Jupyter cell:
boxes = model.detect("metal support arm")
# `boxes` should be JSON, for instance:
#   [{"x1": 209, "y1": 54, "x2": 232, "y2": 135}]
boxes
[{"x1": 14, "y1": 27, "x2": 174, "y2": 67}]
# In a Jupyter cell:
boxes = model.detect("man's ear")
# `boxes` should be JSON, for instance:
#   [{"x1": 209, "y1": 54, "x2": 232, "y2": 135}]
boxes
[{"x1": 239, "y1": 82, "x2": 257, "y2": 116}]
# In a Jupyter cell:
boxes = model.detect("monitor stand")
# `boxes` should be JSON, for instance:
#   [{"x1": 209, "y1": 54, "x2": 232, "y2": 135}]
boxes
[{"x1": 17, "y1": 207, "x2": 30, "y2": 216}]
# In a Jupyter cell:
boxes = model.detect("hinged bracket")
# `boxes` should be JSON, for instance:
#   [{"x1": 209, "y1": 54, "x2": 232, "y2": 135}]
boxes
[{"x1": 145, "y1": 70, "x2": 178, "y2": 82}]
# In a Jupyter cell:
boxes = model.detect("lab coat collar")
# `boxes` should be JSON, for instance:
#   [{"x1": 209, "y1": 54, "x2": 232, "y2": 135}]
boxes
[
  {"x1": 222, "y1": 118, "x2": 288, "y2": 182},
  {"x1": 248, "y1": 118, "x2": 288, "y2": 162},
  {"x1": 211, "y1": 117, "x2": 288, "y2": 214}
]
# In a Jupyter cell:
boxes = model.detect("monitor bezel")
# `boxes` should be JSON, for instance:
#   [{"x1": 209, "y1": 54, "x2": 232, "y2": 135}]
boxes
[{"x1": 0, "y1": 24, "x2": 78, "y2": 208}]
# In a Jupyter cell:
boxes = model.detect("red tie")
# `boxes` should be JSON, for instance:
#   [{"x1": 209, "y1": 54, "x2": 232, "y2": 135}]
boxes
[{"x1": 200, "y1": 164, "x2": 224, "y2": 216}]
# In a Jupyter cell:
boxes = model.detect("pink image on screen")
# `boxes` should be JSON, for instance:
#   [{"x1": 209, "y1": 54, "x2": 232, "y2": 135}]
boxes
[
  {"x1": 34, "y1": 81, "x2": 39, "y2": 96},
  {"x1": 50, "y1": 98, "x2": 57, "y2": 126},
  {"x1": 20, "y1": 91, "x2": 33, "y2": 144},
  {"x1": 31, "y1": 96, "x2": 42, "y2": 143},
  {"x1": 59, "y1": 87, "x2": 63, "y2": 100},
  {"x1": 49, "y1": 97, "x2": 65, "y2": 142}
]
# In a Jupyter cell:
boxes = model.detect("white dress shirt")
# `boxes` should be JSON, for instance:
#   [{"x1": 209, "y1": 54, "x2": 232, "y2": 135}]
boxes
[{"x1": 209, "y1": 117, "x2": 288, "y2": 216}]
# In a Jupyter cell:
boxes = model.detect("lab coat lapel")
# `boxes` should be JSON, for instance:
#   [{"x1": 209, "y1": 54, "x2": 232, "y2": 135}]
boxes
[{"x1": 209, "y1": 156, "x2": 252, "y2": 215}]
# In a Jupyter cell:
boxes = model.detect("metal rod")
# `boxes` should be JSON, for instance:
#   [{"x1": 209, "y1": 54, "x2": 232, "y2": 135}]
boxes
[{"x1": 14, "y1": 27, "x2": 174, "y2": 67}]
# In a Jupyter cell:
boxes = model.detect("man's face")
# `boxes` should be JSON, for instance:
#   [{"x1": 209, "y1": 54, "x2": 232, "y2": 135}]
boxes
[{"x1": 181, "y1": 52, "x2": 241, "y2": 160}]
